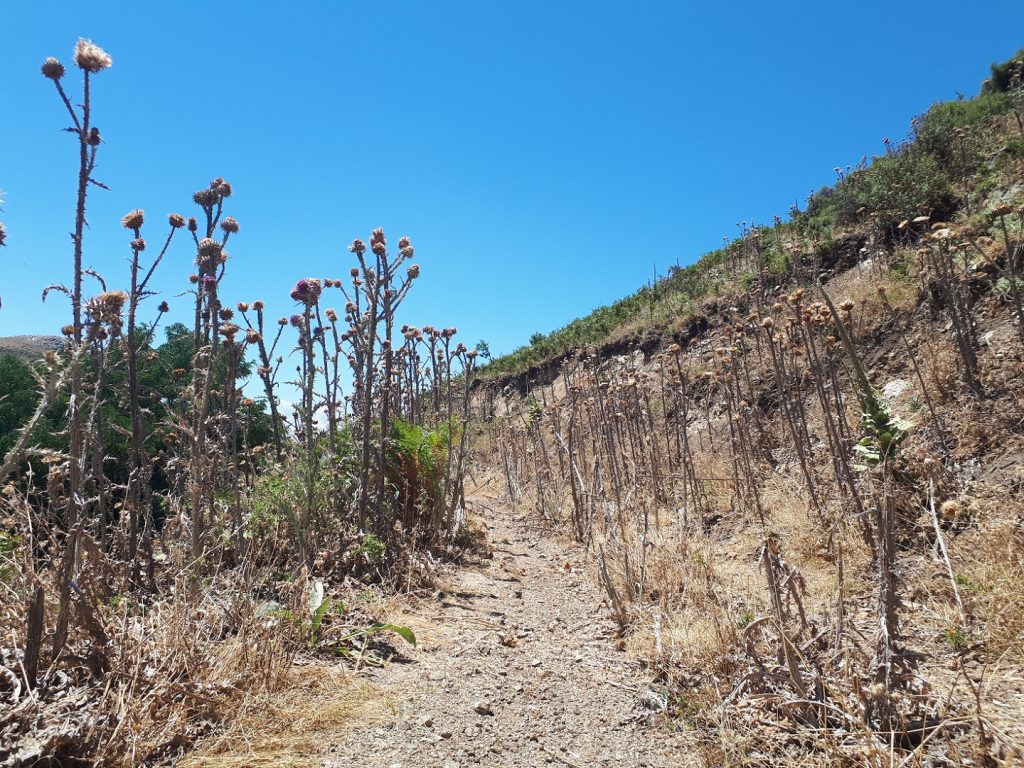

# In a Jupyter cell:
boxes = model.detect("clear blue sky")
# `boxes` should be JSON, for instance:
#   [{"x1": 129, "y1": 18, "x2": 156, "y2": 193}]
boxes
[{"x1": 2, "y1": 1, "x2": 1022, "y2": 361}]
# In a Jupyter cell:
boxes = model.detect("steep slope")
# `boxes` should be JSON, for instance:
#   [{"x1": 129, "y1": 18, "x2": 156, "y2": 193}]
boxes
[{"x1": 471, "y1": 51, "x2": 1024, "y2": 766}]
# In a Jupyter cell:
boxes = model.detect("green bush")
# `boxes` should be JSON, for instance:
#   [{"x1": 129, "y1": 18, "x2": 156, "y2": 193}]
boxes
[
  {"x1": 982, "y1": 49, "x2": 1024, "y2": 94},
  {"x1": 841, "y1": 149, "x2": 957, "y2": 230}
]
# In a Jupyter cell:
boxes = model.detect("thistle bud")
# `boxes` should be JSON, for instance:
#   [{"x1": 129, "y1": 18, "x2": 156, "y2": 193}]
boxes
[{"x1": 41, "y1": 57, "x2": 65, "y2": 80}]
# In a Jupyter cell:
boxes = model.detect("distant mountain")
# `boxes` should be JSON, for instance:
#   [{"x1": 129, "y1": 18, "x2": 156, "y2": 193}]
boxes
[{"x1": 0, "y1": 335, "x2": 66, "y2": 362}]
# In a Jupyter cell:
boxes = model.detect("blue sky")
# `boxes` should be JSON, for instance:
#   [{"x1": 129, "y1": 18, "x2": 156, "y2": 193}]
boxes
[{"x1": 2, "y1": 1, "x2": 1022, "y2": 363}]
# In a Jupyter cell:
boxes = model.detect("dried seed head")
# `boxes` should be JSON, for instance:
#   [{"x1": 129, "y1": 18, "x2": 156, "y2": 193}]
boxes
[
  {"x1": 237, "y1": 302, "x2": 250, "y2": 312},
  {"x1": 74, "y1": 39, "x2": 112, "y2": 73},
  {"x1": 131, "y1": 237, "x2": 146, "y2": 251},
  {"x1": 940, "y1": 499, "x2": 963, "y2": 521},
  {"x1": 220, "y1": 216, "x2": 240, "y2": 234},
  {"x1": 992, "y1": 203, "x2": 1014, "y2": 217},
  {"x1": 246, "y1": 329, "x2": 261, "y2": 344},
  {"x1": 348, "y1": 239, "x2": 366, "y2": 256},
  {"x1": 169, "y1": 213, "x2": 186, "y2": 228},
  {"x1": 41, "y1": 57, "x2": 65, "y2": 80},
  {"x1": 187, "y1": 217, "x2": 198, "y2": 233},
  {"x1": 87, "y1": 128, "x2": 101, "y2": 146},
  {"x1": 86, "y1": 290, "x2": 128, "y2": 324},
  {"x1": 289, "y1": 314, "x2": 304, "y2": 328},
  {"x1": 839, "y1": 300, "x2": 855, "y2": 312},
  {"x1": 219, "y1": 308, "x2": 234, "y2": 321},
  {"x1": 193, "y1": 188, "x2": 219, "y2": 207},
  {"x1": 325, "y1": 308, "x2": 338, "y2": 322},
  {"x1": 122, "y1": 209, "x2": 145, "y2": 229},
  {"x1": 277, "y1": 317, "x2": 288, "y2": 326},
  {"x1": 157, "y1": 301, "x2": 170, "y2": 313},
  {"x1": 252, "y1": 300, "x2": 265, "y2": 311},
  {"x1": 407, "y1": 264, "x2": 420, "y2": 279}
]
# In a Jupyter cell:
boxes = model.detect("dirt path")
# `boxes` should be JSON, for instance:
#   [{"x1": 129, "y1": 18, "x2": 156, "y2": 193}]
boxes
[{"x1": 316, "y1": 496, "x2": 683, "y2": 768}]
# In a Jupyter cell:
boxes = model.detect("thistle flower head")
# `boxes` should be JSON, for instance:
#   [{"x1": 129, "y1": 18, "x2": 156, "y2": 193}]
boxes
[
  {"x1": 246, "y1": 329, "x2": 261, "y2": 344},
  {"x1": 85, "y1": 290, "x2": 128, "y2": 324},
  {"x1": 74, "y1": 39, "x2": 112, "y2": 73},
  {"x1": 202, "y1": 275, "x2": 217, "y2": 289},
  {"x1": 370, "y1": 227, "x2": 386, "y2": 256},
  {"x1": 193, "y1": 188, "x2": 219, "y2": 207},
  {"x1": 407, "y1": 264, "x2": 420, "y2": 279},
  {"x1": 237, "y1": 302, "x2": 250, "y2": 312},
  {"x1": 131, "y1": 237, "x2": 146, "y2": 251},
  {"x1": 220, "y1": 216, "x2": 240, "y2": 234},
  {"x1": 325, "y1": 308, "x2": 338, "y2": 322},
  {"x1": 122, "y1": 209, "x2": 145, "y2": 230},
  {"x1": 196, "y1": 237, "x2": 225, "y2": 271},
  {"x1": 290, "y1": 278, "x2": 322, "y2": 305},
  {"x1": 348, "y1": 239, "x2": 366, "y2": 256},
  {"x1": 252, "y1": 300, "x2": 265, "y2": 311},
  {"x1": 289, "y1": 314, "x2": 304, "y2": 328},
  {"x1": 187, "y1": 217, "x2": 198, "y2": 233},
  {"x1": 41, "y1": 57, "x2": 65, "y2": 80},
  {"x1": 169, "y1": 213, "x2": 185, "y2": 228},
  {"x1": 158, "y1": 301, "x2": 170, "y2": 313}
]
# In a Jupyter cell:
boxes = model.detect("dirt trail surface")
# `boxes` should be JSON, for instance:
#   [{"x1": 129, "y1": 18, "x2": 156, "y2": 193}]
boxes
[{"x1": 315, "y1": 495, "x2": 684, "y2": 768}]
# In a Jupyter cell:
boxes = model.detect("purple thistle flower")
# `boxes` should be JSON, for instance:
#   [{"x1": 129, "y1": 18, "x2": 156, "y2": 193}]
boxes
[
  {"x1": 289, "y1": 314, "x2": 304, "y2": 328},
  {"x1": 290, "y1": 278, "x2": 322, "y2": 306}
]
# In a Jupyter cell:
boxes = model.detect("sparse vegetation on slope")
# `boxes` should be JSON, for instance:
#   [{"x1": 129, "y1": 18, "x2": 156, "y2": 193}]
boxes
[
  {"x1": 480, "y1": 49, "x2": 1024, "y2": 385},
  {"x1": 481, "y1": 50, "x2": 1024, "y2": 767}
]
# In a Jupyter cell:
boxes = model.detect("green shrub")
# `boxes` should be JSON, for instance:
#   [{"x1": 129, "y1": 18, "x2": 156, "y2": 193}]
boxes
[{"x1": 841, "y1": 149, "x2": 956, "y2": 230}]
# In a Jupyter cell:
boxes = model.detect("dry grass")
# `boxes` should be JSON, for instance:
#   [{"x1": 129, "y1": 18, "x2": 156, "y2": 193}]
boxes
[{"x1": 180, "y1": 665, "x2": 392, "y2": 767}]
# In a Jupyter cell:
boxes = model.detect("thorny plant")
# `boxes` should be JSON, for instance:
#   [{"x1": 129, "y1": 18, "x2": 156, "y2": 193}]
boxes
[
  {"x1": 0, "y1": 39, "x2": 477, "y2": 766},
  {"x1": 492, "y1": 193, "x2": 1023, "y2": 762}
]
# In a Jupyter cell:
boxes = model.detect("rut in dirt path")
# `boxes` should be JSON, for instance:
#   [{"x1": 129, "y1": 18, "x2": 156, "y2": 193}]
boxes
[{"x1": 324, "y1": 496, "x2": 685, "y2": 768}]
